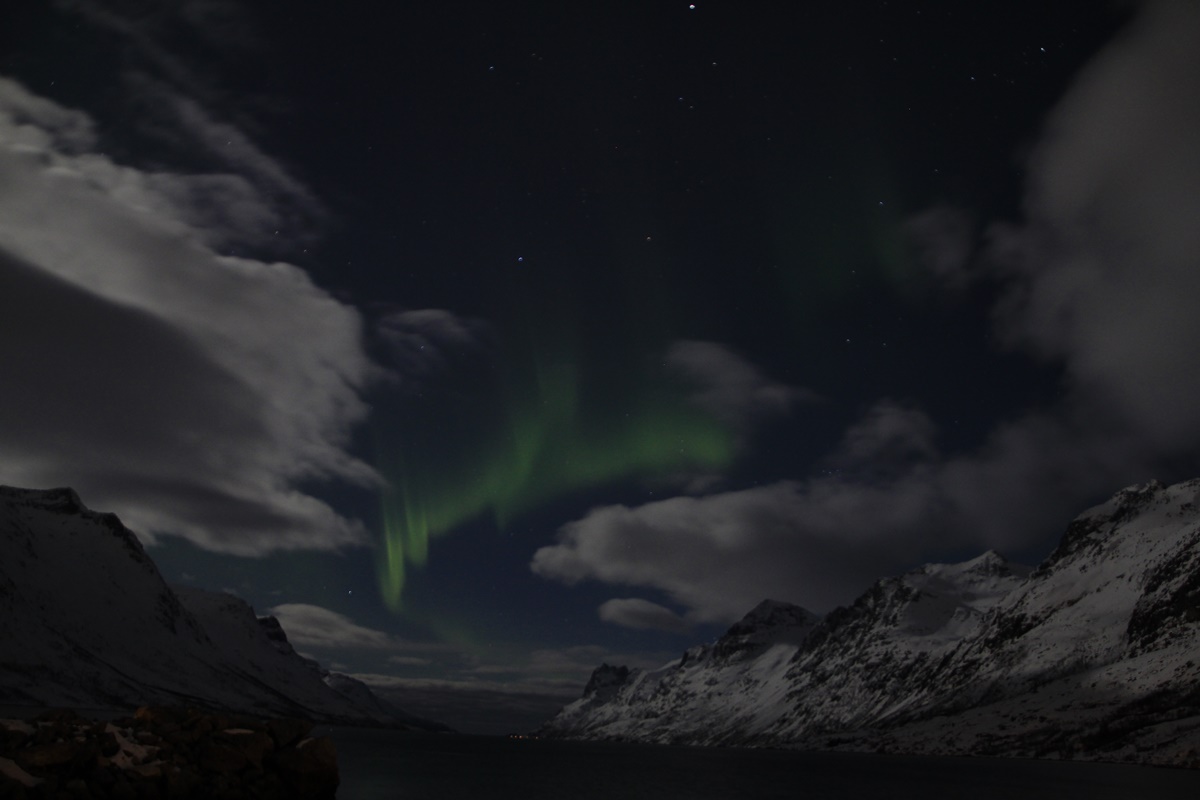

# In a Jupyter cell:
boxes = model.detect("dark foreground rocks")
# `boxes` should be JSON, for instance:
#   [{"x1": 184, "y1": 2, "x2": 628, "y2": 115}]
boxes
[{"x1": 0, "y1": 707, "x2": 338, "y2": 799}]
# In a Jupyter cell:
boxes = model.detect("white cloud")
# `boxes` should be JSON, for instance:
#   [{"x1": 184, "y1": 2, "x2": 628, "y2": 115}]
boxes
[
  {"x1": 0, "y1": 77, "x2": 376, "y2": 555},
  {"x1": 533, "y1": 477, "x2": 933, "y2": 619},
  {"x1": 270, "y1": 604, "x2": 395, "y2": 650},
  {"x1": 269, "y1": 604, "x2": 467, "y2": 659},
  {"x1": 268, "y1": 604, "x2": 400, "y2": 651},
  {"x1": 597, "y1": 598, "x2": 690, "y2": 633}
]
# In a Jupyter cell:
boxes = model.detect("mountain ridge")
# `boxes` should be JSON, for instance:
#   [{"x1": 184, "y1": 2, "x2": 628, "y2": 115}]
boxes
[
  {"x1": 542, "y1": 479, "x2": 1200, "y2": 765},
  {"x1": 0, "y1": 485, "x2": 447, "y2": 731}
]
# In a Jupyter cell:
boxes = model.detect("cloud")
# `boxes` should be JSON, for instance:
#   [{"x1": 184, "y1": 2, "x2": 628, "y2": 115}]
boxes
[
  {"x1": 388, "y1": 656, "x2": 433, "y2": 667},
  {"x1": 985, "y1": 0, "x2": 1200, "y2": 450},
  {"x1": 0, "y1": 77, "x2": 376, "y2": 555},
  {"x1": 530, "y1": 414, "x2": 1124, "y2": 619},
  {"x1": 270, "y1": 604, "x2": 467, "y2": 659},
  {"x1": 535, "y1": 1, "x2": 1200, "y2": 622},
  {"x1": 904, "y1": 206, "x2": 977, "y2": 288},
  {"x1": 666, "y1": 340, "x2": 818, "y2": 431},
  {"x1": 533, "y1": 475, "x2": 933, "y2": 619},
  {"x1": 54, "y1": 0, "x2": 260, "y2": 106},
  {"x1": 597, "y1": 598, "x2": 690, "y2": 633},
  {"x1": 826, "y1": 401, "x2": 938, "y2": 475},
  {"x1": 50, "y1": 1, "x2": 321, "y2": 251},
  {"x1": 126, "y1": 76, "x2": 324, "y2": 249},
  {"x1": 270, "y1": 604, "x2": 396, "y2": 650},
  {"x1": 375, "y1": 308, "x2": 491, "y2": 386}
]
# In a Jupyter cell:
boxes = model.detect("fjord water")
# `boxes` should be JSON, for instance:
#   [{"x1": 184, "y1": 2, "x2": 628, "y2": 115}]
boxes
[{"x1": 321, "y1": 727, "x2": 1200, "y2": 799}]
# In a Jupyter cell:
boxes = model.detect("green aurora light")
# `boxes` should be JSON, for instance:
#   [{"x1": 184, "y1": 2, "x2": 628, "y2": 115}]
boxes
[{"x1": 375, "y1": 355, "x2": 735, "y2": 611}]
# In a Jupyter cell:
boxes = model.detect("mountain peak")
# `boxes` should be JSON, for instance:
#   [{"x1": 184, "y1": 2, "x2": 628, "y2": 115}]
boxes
[
  {"x1": 724, "y1": 599, "x2": 814, "y2": 637},
  {"x1": 0, "y1": 484, "x2": 436, "y2": 728},
  {"x1": 0, "y1": 485, "x2": 83, "y2": 512},
  {"x1": 582, "y1": 663, "x2": 633, "y2": 700},
  {"x1": 713, "y1": 599, "x2": 817, "y2": 661}
]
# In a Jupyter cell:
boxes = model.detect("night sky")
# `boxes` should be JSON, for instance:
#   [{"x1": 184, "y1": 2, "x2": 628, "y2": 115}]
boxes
[{"x1": 3, "y1": 1, "x2": 1198, "y2": 734}]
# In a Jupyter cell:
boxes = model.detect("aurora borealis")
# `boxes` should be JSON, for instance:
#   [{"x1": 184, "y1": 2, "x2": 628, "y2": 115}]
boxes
[
  {"x1": 5, "y1": 0, "x2": 1199, "y2": 734},
  {"x1": 376, "y1": 346, "x2": 737, "y2": 609}
]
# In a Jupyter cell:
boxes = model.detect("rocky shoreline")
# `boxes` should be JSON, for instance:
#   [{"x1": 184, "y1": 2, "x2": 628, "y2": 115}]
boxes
[{"x1": 0, "y1": 707, "x2": 338, "y2": 799}]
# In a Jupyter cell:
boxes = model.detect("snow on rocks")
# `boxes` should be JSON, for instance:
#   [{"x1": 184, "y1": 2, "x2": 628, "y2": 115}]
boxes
[
  {"x1": 543, "y1": 479, "x2": 1200, "y2": 766},
  {"x1": 0, "y1": 485, "x2": 442, "y2": 730}
]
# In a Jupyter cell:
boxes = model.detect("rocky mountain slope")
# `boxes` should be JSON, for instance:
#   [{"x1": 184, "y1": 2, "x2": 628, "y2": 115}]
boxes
[
  {"x1": 0, "y1": 485, "x2": 444, "y2": 729},
  {"x1": 543, "y1": 479, "x2": 1200, "y2": 765}
]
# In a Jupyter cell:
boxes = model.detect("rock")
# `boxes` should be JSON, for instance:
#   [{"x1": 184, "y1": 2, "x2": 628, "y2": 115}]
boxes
[
  {"x1": 272, "y1": 737, "x2": 339, "y2": 799},
  {"x1": 266, "y1": 718, "x2": 313, "y2": 749},
  {"x1": 0, "y1": 707, "x2": 342, "y2": 799},
  {"x1": 13, "y1": 740, "x2": 80, "y2": 770},
  {"x1": 198, "y1": 741, "x2": 249, "y2": 774},
  {"x1": 0, "y1": 755, "x2": 40, "y2": 789},
  {"x1": 219, "y1": 729, "x2": 273, "y2": 770}
]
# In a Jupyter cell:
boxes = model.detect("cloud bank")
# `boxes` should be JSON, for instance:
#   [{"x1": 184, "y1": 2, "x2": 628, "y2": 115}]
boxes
[
  {"x1": 666, "y1": 339, "x2": 817, "y2": 432},
  {"x1": 0, "y1": 76, "x2": 376, "y2": 554},
  {"x1": 534, "y1": 1, "x2": 1200, "y2": 619}
]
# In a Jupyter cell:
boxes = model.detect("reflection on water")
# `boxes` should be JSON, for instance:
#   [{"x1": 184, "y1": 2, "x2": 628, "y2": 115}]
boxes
[{"x1": 318, "y1": 726, "x2": 1200, "y2": 800}]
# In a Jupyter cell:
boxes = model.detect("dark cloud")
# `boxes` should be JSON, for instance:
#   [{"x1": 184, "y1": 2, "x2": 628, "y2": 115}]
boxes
[
  {"x1": 0, "y1": 77, "x2": 376, "y2": 555},
  {"x1": 826, "y1": 401, "x2": 939, "y2": 474},
  {"x1": 904, "y1": 206, "x2": 977, "y2": 288},
  {"x1": 986, "y1": 0, "x2": 1200, "y2": 450},
  {"x1": 375, "y1": 308, "x2": 491, "y2": 385},
  {"x1": 666, "y1": 340, "x2": 818, "y2": 431},
  {"x1": 49, "y1": 0, "x2": 323, "y2": 249}
]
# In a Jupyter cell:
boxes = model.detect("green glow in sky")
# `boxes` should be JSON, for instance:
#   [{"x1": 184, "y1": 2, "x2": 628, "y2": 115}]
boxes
[{"x1": 376, "y1": 355, "x2": 734, "y2": 611}]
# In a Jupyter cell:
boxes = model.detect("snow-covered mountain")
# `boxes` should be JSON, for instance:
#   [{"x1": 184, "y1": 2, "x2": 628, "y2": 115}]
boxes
[
  {"x1": 0, "y1": 485, "x2": 445, "y2": 729},
  {"x1": 547, "y1": 599, "x2": 820, "y2": 744},
  {"x1": 543, "y1": 479, "x2": 1200, "y2": 764}
]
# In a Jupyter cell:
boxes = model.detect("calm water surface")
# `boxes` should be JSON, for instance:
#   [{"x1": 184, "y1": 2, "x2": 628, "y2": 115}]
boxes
[{"x1": 318, "y1": 727, "x2": 1200, "y2": 799}]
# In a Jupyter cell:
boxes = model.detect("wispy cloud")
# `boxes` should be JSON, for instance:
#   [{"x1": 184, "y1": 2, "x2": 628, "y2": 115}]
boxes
[
  {"x1": 269, "y1": 604, "x2": 462, "y2": 657},
  {"x1": 375, "y1": 308, "x2": 492, "y2": 388},
  {"x1": 270, "y1": 604, "x2": 399, "y2": 650}
]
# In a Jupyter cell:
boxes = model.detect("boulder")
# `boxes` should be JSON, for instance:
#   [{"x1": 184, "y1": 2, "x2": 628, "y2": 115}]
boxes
[{"x1": 0, "y1": 708, "x2": 340, "y2": 799}]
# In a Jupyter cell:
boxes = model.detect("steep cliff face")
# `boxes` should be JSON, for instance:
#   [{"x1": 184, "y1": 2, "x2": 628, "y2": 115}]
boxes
[
  {"x1": 543, "y1": 480, "x2": 1200, "y2": 764},
  {"x1": 0, "y1": 485, "x2": 442, "y2": 729}
]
